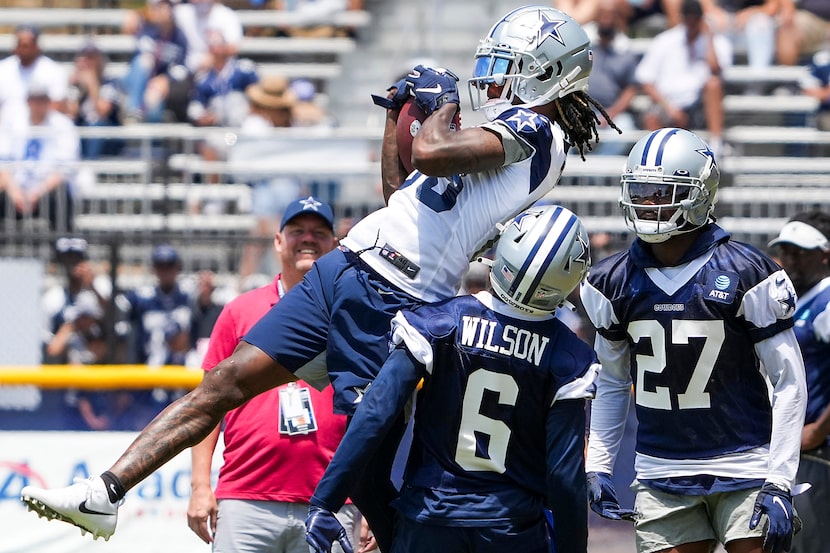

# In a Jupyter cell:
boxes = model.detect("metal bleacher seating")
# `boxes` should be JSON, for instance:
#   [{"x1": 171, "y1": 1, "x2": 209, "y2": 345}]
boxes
[{"x1": 2, "y1": 1, "x2": 830, "y2": 279}]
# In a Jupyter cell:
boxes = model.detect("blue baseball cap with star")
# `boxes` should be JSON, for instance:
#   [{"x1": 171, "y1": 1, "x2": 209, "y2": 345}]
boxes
[{"x1": 280, "y1": 196, "x2": 334, "y2": 232}]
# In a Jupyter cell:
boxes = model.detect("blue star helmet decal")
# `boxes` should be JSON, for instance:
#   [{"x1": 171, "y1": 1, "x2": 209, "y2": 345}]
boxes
[
  {"x1": 507, "y1": 109, "x2": 541, "y2": 133},
  {"x1": 537, "y1": 10, "x2": 567, "y2": 46},
  {"x1": 695, "y1": 146, "x2": 717, "y2": 168},
  {"x1": 511, "y1": 209, "x2": 536, "y2": 231},
  {"x1": 299, "y1": 196, "x2": 322, "y2": 211},
  {"x1": 565, "y1": 231, "x2": 590, "y2": 271}
]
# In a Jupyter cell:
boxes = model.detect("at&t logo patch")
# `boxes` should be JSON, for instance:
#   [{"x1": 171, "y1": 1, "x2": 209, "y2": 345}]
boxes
[{"x1": 704, "y1": 270, "x2": 738, "y2": 304}]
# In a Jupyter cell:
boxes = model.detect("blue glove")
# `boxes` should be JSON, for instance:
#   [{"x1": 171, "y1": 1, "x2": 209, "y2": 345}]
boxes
[
  {"x1": 408, "y1": 64, "x2": 460, "y2": 116},
  {"x1": 749, "y1": 483, "x2": 795, "y2": 553},
  {"x1": 587, "y1": 471, "x2": 637, "y2": 521},
  {"x1": 305, "y1": 505, "x2": 354, "y2": 553},
  {"x1": 371, "y1": 77, "x2": 412, "y2": 110}
]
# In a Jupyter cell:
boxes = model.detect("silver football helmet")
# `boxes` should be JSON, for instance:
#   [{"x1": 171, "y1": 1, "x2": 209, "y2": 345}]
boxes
[
  {"x1": 489, "y1": 204, "x2": 590, "y2": 314},
  {"x1": 468, "y1": 6, "x2": 592, "y2": 119},
  {"x1": 620, "y1": 128, "x2": 720, "y2": 243}
]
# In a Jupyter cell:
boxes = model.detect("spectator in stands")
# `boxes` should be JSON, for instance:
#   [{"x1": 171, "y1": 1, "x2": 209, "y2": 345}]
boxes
[
  {"x1": 701, "y1": 0, "x2": 778, "y2": 73},
  {"x1": 0, "y1": 83, "x2": 80, "y2": 232},
  {"x1": 187, "y1": 29, "x2": 259, "y2": 129},
  {"x1": 555, "y1": 0, "x2": 682, "y2": 31},
  {"x1": 586, "y1": 0, "x2": 641, "y2": 155},
  {"x1": 122, "y1": 0, "x2": 189, "y2": 124},
  {"x1": 0, "y1": 24, "x2": 68, "y2": 125},
  {"x1": 175, "y1": 0, "x2": 243, "y2": 75},
  {"x1": 800, "y1": 49, "x2": 830, "y2": 131},
  {"x1": 776, "y1": 0, "x2": 830, "y2": 66},
  {"x1": 234, "y1": 76, "x2": 303, "y2": 281},
  {"x1": 117, "y1": 244, "x2": 201, "y2": 423},
  {"x1": 635, "y1": 0, "x2": 732, "y2": 157},
  {"x1": 41, "y1": 237, "x2": 112, "y2": 364},
  {"x1": 274, "y1": 0, "x2": 363, "y2": 38},
  {"x1": 188, "y1": 27, "x2": 259, "y2": 187},
  {"x1": 121, "y1": 244, "x2": 193, "y2": 368},
  {"x1": 46, "y1": 290, "x2": 107, "y2": 365},
  {"x1": 289, "y1": 78, "x2": 332, "y2": 128},
  {"x1": 187, "y1": 196, "x2": 362, "y2": 553},
  {"x1": 66, "y1": 43, "x2": 125, "y2": 159},
  {"x1": 46, "y1": 290, "x2": 130, "y2": 432}
]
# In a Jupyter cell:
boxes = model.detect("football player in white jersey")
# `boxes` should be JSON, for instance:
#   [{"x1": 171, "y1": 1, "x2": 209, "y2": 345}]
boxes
[
  {"x1": 580, "y1": 127, "x2": 807, "y2": 553},
  {"x1": 21, "y1": 6, "x2": 617, "y2": 551}
]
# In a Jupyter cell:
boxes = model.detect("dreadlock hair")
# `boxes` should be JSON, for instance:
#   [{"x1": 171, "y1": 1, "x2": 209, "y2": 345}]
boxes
[{"x1": 551, "y1": 91, "x2": 620, "y2": 161}]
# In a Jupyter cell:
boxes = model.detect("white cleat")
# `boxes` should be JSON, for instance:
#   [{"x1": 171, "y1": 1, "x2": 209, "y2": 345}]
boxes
[{"x1": 20, "y1": 476, "x2": 123, "y2": 541}]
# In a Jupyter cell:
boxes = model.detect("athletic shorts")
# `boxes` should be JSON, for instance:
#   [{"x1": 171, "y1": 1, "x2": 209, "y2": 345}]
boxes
[
  {"x1": 392, "y1": 514, "x2": 550, "y2": 553},
  {"x1": 243, "y1": 247, "x2": 423, "y2": 415},
  {"x1": 213, "y1": 500, "x2": 359, "y2": 553},
  {"x1": 632, "y1": 481, "x2": 763, "y2": 553}
]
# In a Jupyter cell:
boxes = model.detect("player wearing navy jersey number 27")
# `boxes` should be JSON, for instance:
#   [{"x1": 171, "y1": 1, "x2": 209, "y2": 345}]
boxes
[
  {"x1": 305, "y1": 205, "x2": 599, "y2": 553},
  {"x1": 580, "y1": 127, "x2": 807, "y2": 553},
  {"x1": 20, "y1": 6, "x2": 614, "y2": 552}
]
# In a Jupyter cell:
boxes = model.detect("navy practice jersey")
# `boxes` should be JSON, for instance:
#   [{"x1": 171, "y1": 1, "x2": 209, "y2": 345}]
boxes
[
  {"x1": 582, "y1": 225, "x2": 796, "y2": 460},
  {"x1": 793, "y1": 277, "x2": 830, "y2": 431},
  {"x1": 311, "y1": 292, "x2": 598, "y2": 549},
  {"x1": 394, "y1": 293, "x2": 598, "y2": 525}
]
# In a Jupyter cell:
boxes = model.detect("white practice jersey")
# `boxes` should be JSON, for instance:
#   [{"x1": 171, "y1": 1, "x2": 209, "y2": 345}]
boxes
[{"x1": 341, "y1": 106, "x2": 567, "y2": 303}]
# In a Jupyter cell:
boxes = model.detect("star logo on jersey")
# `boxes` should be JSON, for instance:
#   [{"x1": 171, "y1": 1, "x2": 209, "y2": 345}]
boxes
[
  {"x1": 299, "y1": 196, "x2": 322, "y2": 211},
  {"x1": 352, "y1": 384, "x2": 370, "y2": 404},
  {"x1": 779, "y1": 290, "x2": 796, "y2": 316},
  {"x1": 536, "y1": 11, "x2": 567, "y2": 46},
  {"x1": 506, "y1": 109, "x2": 540, "y2": 133}
]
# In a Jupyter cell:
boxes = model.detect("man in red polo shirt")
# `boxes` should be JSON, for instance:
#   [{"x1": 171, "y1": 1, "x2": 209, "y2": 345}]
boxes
[{"x1": 187, "y1": 196, "x2": 361, "y2": 553}]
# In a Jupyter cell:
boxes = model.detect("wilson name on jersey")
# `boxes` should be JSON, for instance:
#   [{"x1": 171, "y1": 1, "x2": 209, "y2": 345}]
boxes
[{"x1": 391, "y1": 293, "x2": 597, "y2": 524}]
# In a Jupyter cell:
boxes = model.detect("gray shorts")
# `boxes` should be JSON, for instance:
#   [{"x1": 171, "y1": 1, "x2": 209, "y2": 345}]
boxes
[
  {"x1": 213, "y1": 499, "x2": 360, "y2": 553},
  {"x1": 632, "y1": 481, "x2": 763, "y2": 553}
]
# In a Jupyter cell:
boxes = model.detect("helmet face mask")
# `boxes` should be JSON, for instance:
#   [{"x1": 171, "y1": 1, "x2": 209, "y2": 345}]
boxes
[
  {"x1": 489, "y1": 205, "x2": 591, "y2": 314},
  {"x1": 620, "y1": 128, "x2": 719, "y2": 243},
  {"x1": 468, "y1": 6, "x2": 593, "y2": 117}
]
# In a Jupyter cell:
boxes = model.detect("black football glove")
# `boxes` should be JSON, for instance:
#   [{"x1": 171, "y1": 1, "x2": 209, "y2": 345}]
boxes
[
  {"x1": 407, "y1": 64, "x2": 460, "y2": 116},
  {"x1": 587, "y1": 471, "x2": 637, "y2": 522}
]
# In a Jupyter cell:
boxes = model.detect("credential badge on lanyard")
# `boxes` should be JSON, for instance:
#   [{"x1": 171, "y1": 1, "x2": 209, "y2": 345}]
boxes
[{"x1": 279, "y1": 382, "x2": 317, "y2": 435}]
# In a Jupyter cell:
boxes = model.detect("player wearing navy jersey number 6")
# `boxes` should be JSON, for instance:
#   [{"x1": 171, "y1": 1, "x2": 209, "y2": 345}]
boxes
[
  {"x1": 580, "y1": 127, "x2": 807, "y2": 553},
  {"x1": 306, "y1": 205, "x2": 599, "y2": 553},
  {"x1": 21, "y1": 6, "x2": 614, "y2": 552}
]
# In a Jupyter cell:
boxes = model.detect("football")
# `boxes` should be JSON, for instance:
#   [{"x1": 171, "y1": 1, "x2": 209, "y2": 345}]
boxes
[{"x1": 395, "y1": 98, "x2": 461, "y2": 174}]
